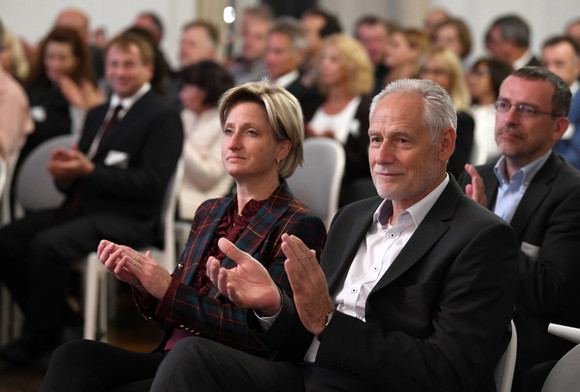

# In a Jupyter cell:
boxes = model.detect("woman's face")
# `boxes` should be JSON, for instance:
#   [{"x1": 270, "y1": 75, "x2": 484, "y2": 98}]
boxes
[
  {"x1": 319, "y1": 44, "x2": 346, "y2": 87},
  {"x1": 179, "y1": 84, "x2": 208, "y2": 114},
  {"x1": 384, "y1": 31, "x2": 414, "y2": 68},
  {"x1": 221, "y1": 101, "x2": 290, "y2": 184},
  {"x1": 435, "y1": 25, "x2": 463, "y2": 59},
  {"x1": 44, "y1": 41, "x2": 78, "y2": 82},
  {"x1": 466, "y1": 63, "x2": 493, "y2": 101},
  {"x1": 419, "y1": 56, "x2": 452, "y2": 93}
]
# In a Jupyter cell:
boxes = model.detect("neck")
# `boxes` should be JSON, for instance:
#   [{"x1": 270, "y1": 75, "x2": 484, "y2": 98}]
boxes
[
  {"x1": 326, "y1": 84, "x2": 355, "y2": 101},
  {"x1": 387, "y1": 64, "x2": 417, "y2": 83},
  {"x1": 477, "y1": 91, "x2": 496, "y2": 106},
  {"x1": 235, "y1": 175, "x2": 280, "y2": 213}
]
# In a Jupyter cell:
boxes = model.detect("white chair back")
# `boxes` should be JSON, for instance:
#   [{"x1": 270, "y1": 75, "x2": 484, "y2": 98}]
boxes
[
  {"x1": 287, "y1": 138, "x2": 345, "y2": 229},
  {"x1": 541, "y1": 343, "x2": 580, "y2": 392},
  {"x1": 493, "y1": 320, "x2": 518, "y2": 392}
]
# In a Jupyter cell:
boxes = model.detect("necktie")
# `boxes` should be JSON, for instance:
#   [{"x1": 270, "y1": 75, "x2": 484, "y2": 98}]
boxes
[{"x1": 100, "y1": 104, "x2": 123, "y2": 145}]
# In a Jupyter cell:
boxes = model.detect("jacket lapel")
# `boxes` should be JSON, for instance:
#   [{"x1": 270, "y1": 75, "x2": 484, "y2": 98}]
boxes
[{"x1": 370, "y1": 179, "x2": 460, "y2": 294}]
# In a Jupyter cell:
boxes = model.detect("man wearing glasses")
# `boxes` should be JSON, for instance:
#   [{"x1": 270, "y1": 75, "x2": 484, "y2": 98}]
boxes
[{"x1": 459, "y1": 66, "x2": 580, "y2": 392}]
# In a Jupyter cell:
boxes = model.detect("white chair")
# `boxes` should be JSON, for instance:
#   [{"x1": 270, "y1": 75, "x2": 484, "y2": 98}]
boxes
[
  {"x1": 540, "y1": 343, "x2": 580, "y2": 392},
  {"x1": 547, "y1": 323, "x2": 580, "y2": 344},
  {"x1": 1, "y1": 135, "x2": 77, "y2": 347},
  {"x1": 286, "y1": 138, "x2": 345, "y2": 229},
  {"x1": 82, "y1": 159, "x2": 184, "y2": 341},
  {"x1": 493, "y1": 320, "x2": 518, "y2": 392}
]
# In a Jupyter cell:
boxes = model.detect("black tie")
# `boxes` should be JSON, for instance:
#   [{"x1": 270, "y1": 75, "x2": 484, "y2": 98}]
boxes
[{"x1": 100, "y1": 104, "x2": 123, "y2": 145}]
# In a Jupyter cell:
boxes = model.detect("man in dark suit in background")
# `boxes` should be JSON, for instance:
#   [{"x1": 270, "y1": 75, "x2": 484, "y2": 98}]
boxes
[
  {"x1": 485, "y1": 14, "x2": 541, "y2": 70},
  {"x1": 460, "y1": 66, "x2": 580, "y2": 391},
  {"x1": 149, "y1": 79, "x2": 520, "y2": 392},
  {"x1": 0, "y1": 31, "x2": 183, "y2": 368}
]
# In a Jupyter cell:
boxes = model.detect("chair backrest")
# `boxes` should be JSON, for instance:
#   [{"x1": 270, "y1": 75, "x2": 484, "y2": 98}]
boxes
[
  {"x1": 493, "y1": 320, "x2": 518, "y2": 392},
  {"x1": 547, "y1": 323, "x2": 580, "y2": 344},
  {"x1": 158, "y1": 158, "x2": 184, "y2": 271},
  {"x1": 14, "y1": 134, "x2": 78, "y2": 213},
  {"x1": 286, "y1": 138, "x2": 345, "y2": 229},
  {"x1": 541, "y1": 343, "x2": 580, "y2": 392},
  {"x1": 0, "y1": 157, "x2": 6, "y2": 201}
]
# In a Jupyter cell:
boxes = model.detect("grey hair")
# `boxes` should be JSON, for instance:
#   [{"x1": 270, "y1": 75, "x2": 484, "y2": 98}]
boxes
[
  {"x1": 491, "y1": 15, "x2": 530, "y2": 48},
  {"x1": 370, "y1": 79, "x2": 457, "y2": 143},
  {"x1": 270, "y1": 16, "x2": 307, "y2": 52}
]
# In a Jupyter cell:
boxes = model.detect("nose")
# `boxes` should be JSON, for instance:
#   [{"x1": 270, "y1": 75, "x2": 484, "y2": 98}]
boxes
[
  {"x1": 374, "y1": 141, "x2": 395, "y2": 165},
  {"x1": 227, "y1": 129, "x2": 242, "y2": 149}
]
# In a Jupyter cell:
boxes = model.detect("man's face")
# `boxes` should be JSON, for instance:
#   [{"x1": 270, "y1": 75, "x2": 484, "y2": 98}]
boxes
[
  {"x1": 357, "y1": 22, "x2": 388, "y2": 65},
  {"x1": 179, "y1": 26, "x2": 214, "y2": 67},
  {"x1": 266, "y1": 32, "x2": 302, "y2": 80},
  {"x1": 368, "y1": 92, "x2": 452, "y2": 210},
  {"x1": 542, "y1": 42, "x2": 580, "y2": 87},
  {"x1": 486, "y1": 26, "x2": 511, "y2": 61},
  {"x1": 105, "y1": 43, "x2": 153, "y2": 99},
  {"x1": 242, "y1": 19, "x2": 270, "y2": 63},
  {"x1": 495, "y1": 76, "x2": 565, "y2": 168},
  {"x1": 301, "y1": 14, "x2": 325, "y2": 56}
]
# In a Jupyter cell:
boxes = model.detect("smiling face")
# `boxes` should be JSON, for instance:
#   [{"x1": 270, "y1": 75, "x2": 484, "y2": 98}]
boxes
[
  {"x1": 105, "y1": 43, "x2": 153, "y2": 99},
  {"x1": 221, "y1": 101, "x2": 290, "y2": 185},
  {"x1": 368, "y1": 92, "x2": 453, "y2": 211},
  {"x1": 44, "y1": 41, "x2": 78, "y2": 82},
  {"x1": 495, "y1": 75, "x2": 567, "y2": 171}
]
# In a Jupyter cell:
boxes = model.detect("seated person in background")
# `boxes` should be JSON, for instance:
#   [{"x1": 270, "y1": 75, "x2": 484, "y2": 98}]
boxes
[
  {"x1": 0, "y1": 23, "x2": 31, "y2": 83},
  {"x1": 266, "y1": 17, "x2": 322, "y2": 110},
  {"x1": 432, "y1": 17, "x2": 472, "y2": 67},
  {"x1": 19, "y1": 27, "x2": 97, "y2": 164},
  {"x1": 0, "y1": 19, "x2": 34, "y2": 168},
  {"x1": 419, "y1": 45, "x2": 474, "y2": 178},
  {"x1": 459, "y1": 66, "x2": 580, "y2": 392},
  {"x1": 40, "y1": 81, "x2": 327, "y2": 392},
  {"x1": 177, "y1": 60, "x2": 234, "y2": 221},
  {"x1": 150, "y1": 78, "x2": 520, "y2": 392},
  {"x1": 304, "y1": 33, "x2": 375, "y2": 206},
  {"x1": 0, "y1": 31, "x2": 183, "y2": 368},
  {"x1": 466, "y1": 57, "x2": 513, "y2": 164}
]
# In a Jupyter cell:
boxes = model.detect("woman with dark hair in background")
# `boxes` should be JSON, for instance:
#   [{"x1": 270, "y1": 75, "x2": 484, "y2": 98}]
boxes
[{"x1": 466, "y1": 57, "x2": 513, "y2": 164}]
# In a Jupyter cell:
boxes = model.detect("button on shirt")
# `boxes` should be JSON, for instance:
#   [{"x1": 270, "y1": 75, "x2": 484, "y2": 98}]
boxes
[
  {"x1": 492, "y1": 150, "x2": 551, "y2": 224},
  {"x1": 303, "y1": 174, "x2": 450, "y2": 362}
]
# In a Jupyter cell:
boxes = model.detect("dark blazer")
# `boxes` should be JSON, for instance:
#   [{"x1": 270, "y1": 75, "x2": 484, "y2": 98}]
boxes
[
  {"x1": 458, "y1": 151, "x2": 580, "y2": 375},
  {"x1": 69, "y1": 89, "x2": 183, "y2": 244},
  {"x1": 258, "y1": 177, "x2": 520, "y2": 392},
  {"x1": 136, "y1": 182, "x2": 327, "y2": 357},
  {"x1": 447, "y1": 110, "x2": 475, "y2": 178}
]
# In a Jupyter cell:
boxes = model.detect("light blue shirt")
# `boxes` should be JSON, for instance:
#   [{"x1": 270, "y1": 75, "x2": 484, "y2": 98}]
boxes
[{"x1": 492, "y1": 150, "x2": 552, "y2": 223}]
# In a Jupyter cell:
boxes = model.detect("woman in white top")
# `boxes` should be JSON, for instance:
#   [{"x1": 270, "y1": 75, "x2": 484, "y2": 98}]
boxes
[
  {"x1": 465, "y1": 57, "x2": 513, "y2": 165},
  {"x1": 177, "y1": 61, "x2": 234, "y2": 220},
  {"x1": 303, "y1": 33, "x2": 375, "y2": 206}
]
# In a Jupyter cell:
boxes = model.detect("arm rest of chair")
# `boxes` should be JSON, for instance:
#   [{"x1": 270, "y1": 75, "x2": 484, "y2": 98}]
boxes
[{"x1": 547, "y1": 323, "x2": 580, "y2": 344}]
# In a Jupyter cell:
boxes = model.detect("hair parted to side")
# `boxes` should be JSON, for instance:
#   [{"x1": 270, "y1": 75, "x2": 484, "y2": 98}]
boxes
[
  {"x1": 106, "y1": 31, "x2": 154, "y2": 66},
  {"x1": 512, "y1": 66, "x2": 572, "y2": 117},
  {"x1": 370, "y1": 78, "x2": 457, "y2": 143},
  {"x1": 218, "y1": 80, "x2": 305, "y2": 179}
]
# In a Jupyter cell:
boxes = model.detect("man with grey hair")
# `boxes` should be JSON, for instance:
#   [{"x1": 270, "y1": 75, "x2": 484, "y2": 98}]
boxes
[
  {"x1": 460, "y1": 66, "x2": 580, "y2": 391},
  {"x1": 485, "y1": 14, "x2": 540, "y2": 69},
  {"x1": 266, "y1": 17, "x2": 321, "y2": 108},
  {"x1": 149, "y1": 79, "x2": 520, "y2": 392}
]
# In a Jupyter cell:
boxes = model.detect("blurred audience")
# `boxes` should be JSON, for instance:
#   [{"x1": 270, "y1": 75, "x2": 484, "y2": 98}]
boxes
[
  {"x1": 304, "y1": 33, "x2": 375, "y2": 206},
  {"x1": 466, "y1": 57, "x2": 512, "y2": 164},
  {"x1": 179, "y1": 20, "x2": 219, "y2": 68},
  {"x1": 381, "y1": 28, "x2": 429, "y2": 90},
  {"x1": 177, "y1": 61, "x2": 234, "y2": 221},
  {"x1": 422, "y1": 7, "x2": 450, "y2": 38},
  {"x1": 228, "y1": 6, "x2": 273, "y2": 85},
  {"x1": 565, "y1": 18, "x2": 580, "y2": 45},
  {"x1": 485, "y1": 14, "x2": 540, "y2": 69},
  {"x1": 0, "y1": 31, "x2": 183, "y2": 370},
  {"x1": 0, "y1": 19, "x2": 34, "y2": 167},
  {"x1": 299, "y1": 8, "x2": 342, "y2": 88},
  {"x1": 355, "y1": 15, "x2": 392, "y2": 95},
  {"x1": 0, "y1": 24, "x2": 30, "y2": 83},
  {"x1": 433, "y1": 17, "x2": 472, "y2": 65},
  {"x1": 419, "y1": 45, "x2": 474, "y2": 178},
  {"x1": 266, "y1": 17, "x2": 321, "y2": 109},
  {"x1": 55, "y1": 8, "x2": 105, "y2": 81},
  {"x1": 542, "y1": 35, "x2": 580, "y2": 168}
]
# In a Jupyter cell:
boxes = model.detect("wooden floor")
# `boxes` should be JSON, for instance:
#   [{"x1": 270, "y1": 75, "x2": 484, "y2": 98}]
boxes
[{"x1": 0, "y1": 286, "x2": 163, "y2": 392}]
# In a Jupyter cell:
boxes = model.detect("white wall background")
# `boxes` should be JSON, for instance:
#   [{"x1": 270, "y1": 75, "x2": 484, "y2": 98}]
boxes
[{"x1": 1, "y1": 0, "x2": 578, "y2": 69}]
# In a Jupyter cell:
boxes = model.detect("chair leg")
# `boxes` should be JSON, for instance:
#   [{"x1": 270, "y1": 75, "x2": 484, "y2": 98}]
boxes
[{"x1": 83, "y1": 255, "x2": 100, "y2": 341}]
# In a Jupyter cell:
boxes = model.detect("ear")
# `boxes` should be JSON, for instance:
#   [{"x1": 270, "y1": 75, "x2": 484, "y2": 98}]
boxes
[
  {"x1": 145, "y1": 63, "x2": 154, "y2": 81},
  {"x1": 438, "y1": 126, "x2": 456, "y2": 162},
  {"x1": 552, "y1": 116, "x2": 570, "y2": 142},
  {"x1": 276, "y1": 140, "x2": 292, "y2": 161}
]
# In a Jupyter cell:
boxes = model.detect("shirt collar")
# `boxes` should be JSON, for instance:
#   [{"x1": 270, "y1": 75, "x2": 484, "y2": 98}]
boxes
[
  {"x1": 110, "y1": 82, "x2": 151, "y2": 112},
  {"x1": 373, "y1": 173, "x2": 450, "y2": 227},
  {"x1": 513, "y1": 50, "x2": 534, "y2": 70},
  {"x1": 493, "y1": 149, "x2": 552, "y2": 186},
  {"x1": 570, "y1": 80, "x2": 579, "y2": 98},
  {"x1": 272, "y1": 70, "x2": 299, "y2": 88}
]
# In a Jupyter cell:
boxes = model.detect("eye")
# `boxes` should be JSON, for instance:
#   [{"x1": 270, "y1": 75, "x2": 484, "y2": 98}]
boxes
[
  {"x1": 247, "y1": 129, "x2": 258, "y2": 136},
  {"x1": 520, "y1": 104, "x2": 537, "y2": 116},
  {"x1": 223, "y1": 128, "x2": 233, "y2": 135}
]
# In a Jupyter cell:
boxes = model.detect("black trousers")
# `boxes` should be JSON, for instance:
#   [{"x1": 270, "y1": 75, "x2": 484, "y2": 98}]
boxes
[
  {"x1": 40, "y1": 339, "x2": 165, "y2": 392},
  {"x1": 150, "y1": 337, "x2": 379, "y2": 392}
]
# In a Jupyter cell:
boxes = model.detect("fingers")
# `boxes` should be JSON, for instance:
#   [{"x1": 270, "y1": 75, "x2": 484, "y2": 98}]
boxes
[
  {"x1": 97, "y1": 239, "x2": 113, "y2": 259},
  {"x1": 206, "y1": 257, "x2": 220, "y2": 284},
  {"x1": 217, "y1": 237, "x2": 251, "y2": 266}
]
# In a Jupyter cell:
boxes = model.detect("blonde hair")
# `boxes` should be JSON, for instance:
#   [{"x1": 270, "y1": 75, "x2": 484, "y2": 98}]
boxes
[
  {"x1": 317, "y1": 33, "x2": 374, "y2": 96},
  {"x1": 0, "y1": 26, "x2": 30, "y2": 80},
  {"x1": 218, "y1": 80, "x2": 304, "y2": 179},
  {"x1": 420, "y1": 45, "x2": 471, "y2": 112}
]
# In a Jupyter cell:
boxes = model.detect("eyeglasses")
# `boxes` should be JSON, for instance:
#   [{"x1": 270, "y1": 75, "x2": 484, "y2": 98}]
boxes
[{"x1": 494, "y1": 99, "x2": 560, "y2": 118}]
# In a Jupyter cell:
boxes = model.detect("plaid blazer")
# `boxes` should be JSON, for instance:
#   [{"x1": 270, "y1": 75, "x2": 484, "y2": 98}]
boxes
[{"x1": 136, "y1": 181, "x2": 327, "y2": 357}]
